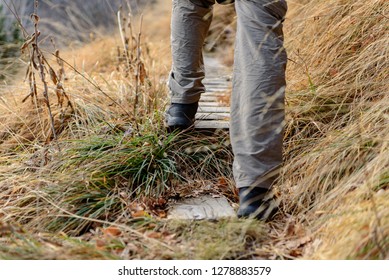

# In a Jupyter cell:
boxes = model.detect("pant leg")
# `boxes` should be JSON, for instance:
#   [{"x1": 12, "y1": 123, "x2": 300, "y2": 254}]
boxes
[
  {"x1": 231, "y1": 0, "x2": 288, "y2": 189},
  {"x1": 169, "y1": 0, "x2": 215, "y2": 104}
]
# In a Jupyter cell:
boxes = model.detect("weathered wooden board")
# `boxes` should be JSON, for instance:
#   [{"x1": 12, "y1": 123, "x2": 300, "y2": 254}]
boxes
[
  {"x1": 194, "y1": 55, "x2": 231, "y2": 130},
  {"x1": 206, "y1": 88, "x2": 230, "y2": 93},
  {"x1": 196, "y1": 112, "x2": 230, "y2": 120},
  {"x1": 198, "y1": 106, "x2": 230, "y2": 113},
  {"x1": 200, "y1": 96, "x2": 219, "y2": 102},
  {"x1": 195, "y1": 121, "x2": 229, "y2": 129},
  {"x1": 198, "y1": 102, "x2": 225, "y2": 107},
  {"x1": 168, "y1": 195, "x2": 236, "y2": 220},
  {"x1": 202, "y1": 92, "x2": 230, "y2": 97}
]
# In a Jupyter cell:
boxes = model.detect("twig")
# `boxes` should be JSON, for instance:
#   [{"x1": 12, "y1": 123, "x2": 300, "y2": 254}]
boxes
[
  {"x1": 133, "y1": 14, "x2": 143, "y2": 131},
  {"x1": 117, "y1": 7, "x2": 130, "y2": 67},
  {"x1": 32, "y1": 1, "x2": 57, "y2": 142}
]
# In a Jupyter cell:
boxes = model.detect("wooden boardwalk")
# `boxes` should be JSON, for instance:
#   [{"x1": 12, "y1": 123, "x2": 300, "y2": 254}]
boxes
[
  {"x1": 195, "y1": 56, "x2": 231, "y2": 130},
  {"x1": 168, "y1": 56, "x2": 235, "y2": 220}
]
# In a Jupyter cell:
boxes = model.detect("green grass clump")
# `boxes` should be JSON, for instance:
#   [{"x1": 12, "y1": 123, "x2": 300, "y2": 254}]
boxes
[{"x1": 66, "y1": 132, "x2": 179, "y2": 197}]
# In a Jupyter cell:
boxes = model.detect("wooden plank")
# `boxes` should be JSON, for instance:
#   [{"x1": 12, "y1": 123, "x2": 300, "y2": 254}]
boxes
[
  {"x1": 168, "y1": 195, "x2": 235, "y2": 220},
  {"x1": 206, "y1": 88, "x2": 230, "y2": 93},
  {"x1": 194, "y1": 55, "x2": 232, "y2": 130},
  {"x1": 195, "y1": 120, "x2": 229, "y2": 129},
  {"x1": 203, "y1": 80, "x2": 231, "y2": 85},
  {"x1": 202, "y1": 92, "x2": 230, "y2": 97},
  {"x1": 196, "y1": 112, "x2": 230, "y2": 120},
  {"x1": 198, "y1": 106, "x2": 230, "y2": 113},
  {"x1": 198, "y1": 102, "x2": 224, "y2": 107},
  {"x1": 199, "y1": 96, "x2": 219, "y2": 102}
]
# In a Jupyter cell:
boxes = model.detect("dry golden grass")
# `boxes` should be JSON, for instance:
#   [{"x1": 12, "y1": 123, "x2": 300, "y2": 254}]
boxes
[
  {"x1": 279, "y1": 0, "x2": 389, "y2": 259},
  {"x1": 0, "y1": 0, "x2": 388, "y2": 260}
]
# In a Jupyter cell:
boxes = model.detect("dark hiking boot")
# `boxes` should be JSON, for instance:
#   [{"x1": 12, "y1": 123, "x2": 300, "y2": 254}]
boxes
[
  {"x1": 165, "y1": 102, "x2": 198, "y2": 132},
  {"x1": 216, "y1": 0, "x2": 235, "y2": 4},
  {"x1": 237, "y1": 187, "x2": 279, "y2": 221}
]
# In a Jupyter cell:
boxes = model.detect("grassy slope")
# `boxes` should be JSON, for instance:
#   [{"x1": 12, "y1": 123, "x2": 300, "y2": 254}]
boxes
[
  {"x1": 0, "y1": 0, "x2": 388, "y2": 259},
  {"x1": 281, "y1": 0, "x2": 388, "y2": 259}
]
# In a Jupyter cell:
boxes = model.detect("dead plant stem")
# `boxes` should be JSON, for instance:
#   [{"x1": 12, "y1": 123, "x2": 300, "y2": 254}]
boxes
[{"x1": 133, "y1": 14, "x2": 143, "y2": 131}]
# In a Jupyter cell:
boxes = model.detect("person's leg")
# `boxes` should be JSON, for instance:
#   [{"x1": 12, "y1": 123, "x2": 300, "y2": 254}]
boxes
[
  {"x1": 166, "y1": 0, "x2": 215, "y2": 129},
  {"x1": 231, "y1": 0, "x2": 288, "y2": 219}
]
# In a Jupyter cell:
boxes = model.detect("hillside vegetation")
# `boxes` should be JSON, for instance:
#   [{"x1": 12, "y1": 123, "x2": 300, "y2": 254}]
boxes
[
  {"x1": 0, "y1": 0, "x2": 152, "y2": 46},
  {"x1": 0, "y1": 0, "x2": 387, "y2": 259}
]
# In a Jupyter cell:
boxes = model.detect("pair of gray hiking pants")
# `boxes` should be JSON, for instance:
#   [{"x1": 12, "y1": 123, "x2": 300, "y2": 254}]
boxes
[{"x1": 169, "y1": 0, "x2": 288, "y2": 190}]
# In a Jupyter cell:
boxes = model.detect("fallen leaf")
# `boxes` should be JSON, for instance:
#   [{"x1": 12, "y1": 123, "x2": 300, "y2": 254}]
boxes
[
  {"x1": 95, "y1": 239, "x2": 106, "y2": 249},
  {"x1": 146, "y1": 232, "x2": 162, "y2": 239},
  {"x1": 132, "y1": 210, "x2": 146, "y2": 218},
  {"x1": 103, "y1": 227, "x2": 122, "y2": 237},
  {"x1": 218, "y1": 177, "x2": 227, "y2": 187},
  {"x1": 158, "y1": 211, "x2": 167, "y2": 219},
  {"x1": 289, "y1": 248, "x2": 303, "y2": 258},
  {"x1": 157, "y1": 198, "x2": 167, "y2": 205}
]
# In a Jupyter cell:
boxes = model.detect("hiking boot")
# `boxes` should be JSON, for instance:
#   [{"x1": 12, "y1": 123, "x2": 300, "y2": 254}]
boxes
[
  {"x1": 165, "y1": 102, "x2": 198, "y2": 132},
  {"x1": 216, "y1": 0, "x2": 235, "y2": 4},
  {"x1": 237, "y1": 187, "x2": 279, "y2": 221}
]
